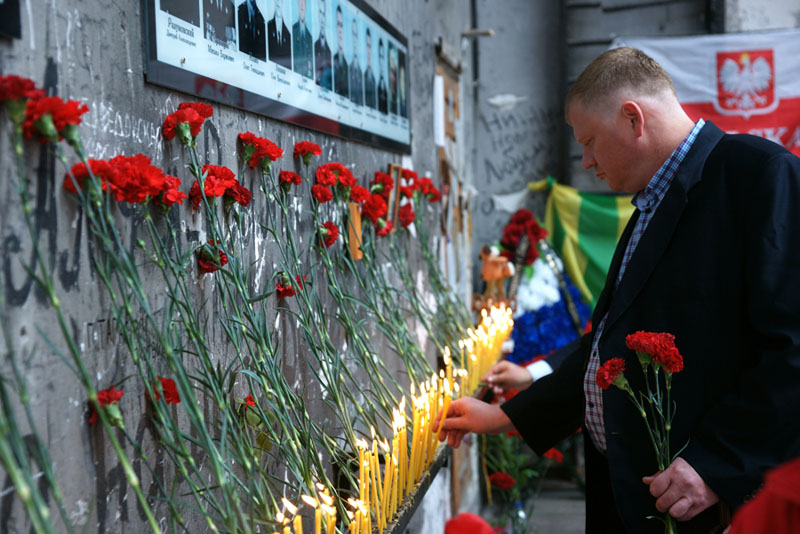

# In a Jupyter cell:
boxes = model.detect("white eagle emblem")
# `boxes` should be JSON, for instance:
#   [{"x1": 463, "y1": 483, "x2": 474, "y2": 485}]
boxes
[{"x1": 716, "y1": 51, "x2": 776, "y2": 118}]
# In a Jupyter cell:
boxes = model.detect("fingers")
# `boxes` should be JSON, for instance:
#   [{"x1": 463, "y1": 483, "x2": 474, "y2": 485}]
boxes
[{"x1": 644, "y1": 458, "x2": 720, "y2": 521}]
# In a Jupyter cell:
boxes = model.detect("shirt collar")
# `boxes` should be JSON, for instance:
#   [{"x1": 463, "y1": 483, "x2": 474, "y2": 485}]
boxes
[{"x1": 632, "y1": 119, "x2": 705, "y2": 212}]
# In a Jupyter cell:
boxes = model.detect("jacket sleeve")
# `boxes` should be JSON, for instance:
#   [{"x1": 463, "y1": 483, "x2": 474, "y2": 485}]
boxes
[
  {"x1": 682, "y1": 150, "x2": 800, "y2": 508},
  {"x1": 501, "y1": 333, "x2": 589, "y2": 455}
]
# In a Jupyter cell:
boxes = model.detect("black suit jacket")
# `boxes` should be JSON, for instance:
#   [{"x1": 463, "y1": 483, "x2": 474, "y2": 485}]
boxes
[
  {"x1": 292, "y1": 22, "x2": 313, "y2": 78},
  {"x1": 314, "y1": 37, "x2": 332, "y2": 90},
  {"x1": 503, "y1": 122, "x2": 800, "y2": 532},
  {"x1": 377, "y1": 77, "x2": 387, "y2": 114},
  {"x1": 238, "y1": 2, "x2": 266, "y2": 61},
  {"x1": 364, "y1": 68, "x2": 376, "y2": 109},
  {"x1": 349, "y1": 59, "x2": 363, "y2": 105},
  {"x1": 204, "y1": 0, "x2": 234, "y2": 45},
  {"x1": 267, "y1": 17, "x2": 291, "y2": 69},
  {"x1": 333, "y1": 52, "x2": 349, "y2": 98}
]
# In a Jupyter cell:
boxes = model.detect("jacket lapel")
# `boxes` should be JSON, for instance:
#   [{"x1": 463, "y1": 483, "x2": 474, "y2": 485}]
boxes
[{"x1": 601, "y1": 122, "x2": 726, "y2": 335}]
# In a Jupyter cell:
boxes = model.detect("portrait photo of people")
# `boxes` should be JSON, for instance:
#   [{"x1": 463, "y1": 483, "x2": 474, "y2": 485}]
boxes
[
  {"x1": 363, "y1": 26, "x2": 377, "y2": 110},
  {"x1": 348, "y1": 16, "x2": 363, "y2": 106},
  {"x1": 160, "y1": 0, "x2": 199, "y2": 27},
  {"x1": 377, "y1": 36, "x2": 388, "y2": 113},
  {"x1": 204, "y1": 0, "x2": 236, "y2": 46},
  {"x1": 314, "y1": 0, "x2": 332, "y2": 90},
  {"x1": 398, "y1": 49, "x2": 407, "y2": 118},
  {"x1": 238, "y1": 0, "x2": 266, "y2": 61},
  {"x1": 388, "y1": 42, "x2": 397, "y2": 115},
  {"x1": 267, "y1": 0, "x2": 292, "y2": 69},
  {"x1": 292, "y1": 0, "x2": 313, "y2": 78},
  {"x1": 333, "y1": 4, "x2": 349, "y2": 98}
]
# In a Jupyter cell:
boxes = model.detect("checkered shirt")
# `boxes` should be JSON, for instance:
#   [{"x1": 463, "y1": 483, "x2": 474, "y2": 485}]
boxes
[{"x1": 583, "y1": 120, "x2": 705, "y2": 453}]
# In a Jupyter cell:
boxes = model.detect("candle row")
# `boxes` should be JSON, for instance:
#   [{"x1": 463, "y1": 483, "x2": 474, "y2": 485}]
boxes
[{"x1": 274, "y1": 304, "x2": 513, "y2": 534}]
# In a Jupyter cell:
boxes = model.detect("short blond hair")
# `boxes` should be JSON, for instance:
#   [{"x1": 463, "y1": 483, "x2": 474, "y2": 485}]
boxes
[{"x1": 565, "y1": 47, "x2": 677, "y2": 117}]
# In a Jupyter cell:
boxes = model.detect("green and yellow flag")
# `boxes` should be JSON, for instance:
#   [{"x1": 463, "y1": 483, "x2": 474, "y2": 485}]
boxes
[{"x1": 530, "y1": 177, "x2": 635, "y2": 308}]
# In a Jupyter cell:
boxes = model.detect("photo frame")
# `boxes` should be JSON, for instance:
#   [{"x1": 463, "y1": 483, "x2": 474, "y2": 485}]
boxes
[{"x1": 387, "y1": 163, "x2": 402, "y2": 232}]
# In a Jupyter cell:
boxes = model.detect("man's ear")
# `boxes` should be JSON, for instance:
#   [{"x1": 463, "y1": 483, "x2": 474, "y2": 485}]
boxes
[{"x1": 621, "y1": 101, "x2": 644, "y2": 137}]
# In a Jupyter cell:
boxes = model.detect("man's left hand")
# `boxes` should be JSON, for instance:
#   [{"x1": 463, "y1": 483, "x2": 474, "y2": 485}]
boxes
[{"x1": 643, "y1": 457, "x2": 719, "y2": 521}]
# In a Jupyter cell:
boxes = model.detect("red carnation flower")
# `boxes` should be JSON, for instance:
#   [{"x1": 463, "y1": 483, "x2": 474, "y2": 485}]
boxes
[
  {"x1": 0, "y1": 75, "x2": 44, "y2": 102},
  {"x1": 197, "y1": 240, "x2": 229, "y2": 274},
  {"x1": 109, "y1": 153, "x2": 168, "y2": 204},
  {"x1": 315, "y1": 166, "x2": 338, "y2": 186},
  {"x1": 510, "y1": 209, "x2": 533, "y2": 225},
  {"x1": 376, "y1": 219, "x2": 393, "y2": 236},
  {"x1": 63, "y1": 159, "x2": 120, "y2": 197},
  {"x1": 596, "y1": 357, "x2": 627, "y2": 390},
  {"x1": 361, "y1": 193, "x2": 387, "y2": 224},
  {"x1": 158, "y1": 175, "x2": 188, "y2": 207},
  {"x1": 23, "y1": 95, "x2": 89, "y2": 144},
  {"x1": 370, "y1": 171, "x2": 394, "y2": 200},
  {"x1": 279, "y1": 170, "x2": 302, "y2": 186},
  {"x1": 88, "y1": 387, "x2": 125, "y2": 426},
  {"x1": 311, "y1": 184, "x2": 333, "y2": 203},
  {"x1": 320, "y1": 221, "x2": 339, "y2": 248},
  {"x1": 226, "y1": 181, "x2": 252, "y2": 207},
  {"x1": 399, "y1": 185, "x2": 415, "y2": 199},
  {"x1": 400, "y1": 168, "x2": 418, "y2": 182},
  {"x1": 488, "y1": 472, "x2": 515, "y2": 491},
  {"x1": 294, "y1": 140, "x2": 322, "y2": 165},
  {"x1": 245, "y1": 394, "x2": 256, "y2": 407},
  {"x1": 625, "y1": 331, "x2": 684, "y2": 373},
  {"x1": 190, "y1": 165, "x2": 238, "y2": 209},
  {"x1": 162, "y1": 107, "x2": 203, "y2": 140},
  {"x1": 276, "y1": 274, "x2": 305, "y2": 298},
  {"x1": 399, "y1": 203, "x2": 416, "y2": 228},
  {"x1": 350, "y1": 184, "x2": 369, "y2": 203},
  {"x1": 178, "y1": 101, "x2": 214, "y2": 119},
  {"x1": 543, "y1": 448, "x2": 564, "y2": 464},
  {"x1": 152, "y1": 376, "x2": 181, "y2": 404},
  {"x1": 238, "y1": 132, "x2": 283, "y2": 168}
]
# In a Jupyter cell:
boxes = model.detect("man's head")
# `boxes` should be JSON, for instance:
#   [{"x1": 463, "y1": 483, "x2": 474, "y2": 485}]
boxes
[
  {"x1": 336, "y1": 6, "x2": 343, "y2": 51},
  {"x1": 379, "y1": 38, "x2": 385, "y2": 69},
  {"x1": 366, "y1": 28, "x2": 372, "y2": 65},
  {"x1": 351, "y1": 18, "x2": 358, "y2": 60},
  {"x1": 298, "y1": 0, "x2": 306, "y2": 24},
  {"x1": 318, "y1": 0, "x2": 325, "y2": 37},
  {"x1": 566, "y1": 46, "x2": 693, "y2": 194}
]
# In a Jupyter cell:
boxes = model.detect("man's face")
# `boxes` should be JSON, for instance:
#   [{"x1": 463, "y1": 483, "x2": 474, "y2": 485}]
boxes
[
  {"x1": 299, "y1": 0, "x2": 306, "y2": 23},
  {"x1": 366, "y1": 32, "x2": 372, "y2": 63},
  {"x1": 379, "y1": 41, "x2": 385, "y2": 67},
  {"x1": 318, "y1": 1, "x2": 325, "y2": 34},
  {"x1": 275, "y1": 0, "x2": 282, "y2": 18},
  {"x1": 336, "y1": 10, "x2": 343, "y2": 49},
  {"x1": 568, "y1": 99, "x2": 645, "y2": 194},
  {"x1": 351, "y1": 20, "x2": 358, "y2": 58}
]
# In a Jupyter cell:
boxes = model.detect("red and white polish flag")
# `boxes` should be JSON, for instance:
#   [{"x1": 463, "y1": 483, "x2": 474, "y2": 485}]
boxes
[{"x1": 615, "y1": 29, "x2": 800, "y2": 157}]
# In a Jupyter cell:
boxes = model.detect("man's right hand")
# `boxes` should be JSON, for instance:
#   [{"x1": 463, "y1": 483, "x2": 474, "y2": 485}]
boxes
[
  {"x1": 483, "y1": 360, "x2": 533, "y2": 394},
  {"x1": 434, "y1": 397, "x2": 515, "y2": 448}
]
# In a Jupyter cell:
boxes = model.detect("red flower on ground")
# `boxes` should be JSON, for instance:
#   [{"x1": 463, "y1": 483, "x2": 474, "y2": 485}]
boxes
[
  {"x1": 197, "y1": 241, "x2": 229, "y2": 274},
  {"x1": 361, "y1": 193, "x2": 387, "y2": 224},
  {"x1": 294, "y1": 140, "x2": 322, "y2": 165},
  {"x1": 596, "y1": 357, "x2": 626, "y2": 390},
  {"x1": 88, "y1": 387, "x2": 124, "y2": 426},
  {"x1": 399, "y1": 203, "x2": 416, "y2": 227},
  {"x1": 238, "y1": 132, "x2": 284, "y2": 168},
  {"x1": 311, "y1": 184, "x2": 333, "y2": 203},
  {"x1": 350, "y1": 184, "x2": 369, "y2": 203},
  {"x1": 320, "y1": 221, "x2": 339, "y2": 248},
  {"x1": 543, "y1": 448, "x2": 564, "y2": 464},
  {"x1": 488, "y1": 472, "x2": 515, "y2": 490},
  {"x1": 153, "y1": 376, "x2": 181, "y2": 404},
  {"x1": 23, "y1": 95, "x2": 89, "y2": 143}
]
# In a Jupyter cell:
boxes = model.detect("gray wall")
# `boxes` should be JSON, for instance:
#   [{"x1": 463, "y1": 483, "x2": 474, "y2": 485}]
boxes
[
  {"x1": 0, "y1": 0, "x2": 476, "y2": 531},
  {"x1": 471, "y1": 0, "x2": 565, "y2": 282}
]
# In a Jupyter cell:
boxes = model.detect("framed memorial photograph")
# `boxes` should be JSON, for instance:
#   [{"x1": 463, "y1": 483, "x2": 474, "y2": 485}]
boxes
[
  {"x1": 0, "y1": 0, "x2": 21, "y2": 39},
  {"x1": 143, "y1": 0, "x2": 411, "y2": 152}
]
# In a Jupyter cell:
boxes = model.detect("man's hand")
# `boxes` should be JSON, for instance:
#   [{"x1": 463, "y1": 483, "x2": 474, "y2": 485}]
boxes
[
  {"x1": 643, "y1": 457, "x2": 719, "y2": 521},
  {"x1": 433, "y1": 397, "x2": 515, "y2": 448},
  {"x1": 483, "y1": 360, "x2": 533, "y2": 394}
]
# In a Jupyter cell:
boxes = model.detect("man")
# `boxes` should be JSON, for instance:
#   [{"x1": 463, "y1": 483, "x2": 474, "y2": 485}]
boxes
[
  {"x1": 377, "y1": 37, "x2": 388, "y2": 113},
  {"x1": 437, "y1": 47, "x2": 800, "y2": 533},
  {"x1": 363, "y1": 28, "x2": 377, "y2": 109},
  {"x1": 348, "y1": 17, "x2": 363, "y2": 106},
  {"x1": 332, "y1": 5, "x2": 349, "y2": 98},
  {"x1": 161, "y1": 0, "x2": 199, "y2": 26},
  {"x1": 267, "y1": 0, "x2": 291, "y2": 69},
  {"x1": 398, "y1": 52, "x2": 407, "y2": 117},
  {"x1": 314, "y1": 0, "x2": 332, "y2": 90},
  {"x1": 292, "y1": 0, "x2": 313, "y2": 78},
  {"x1": 238, "y1": 0, "x2": 266, "y2": 61},
  {"x1": 388, "y1": 43, "x2": 397, "y2": 114},
  {"x1": 204, "y1": 0, "x2": 235, "y2": 46}
]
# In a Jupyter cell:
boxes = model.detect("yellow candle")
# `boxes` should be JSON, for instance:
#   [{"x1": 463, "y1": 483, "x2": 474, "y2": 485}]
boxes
[
  {"x1": 314, "y1": 509, "x2": 321, "y2": 534},
  {"x1": 284, "y1": 527, "x2": 291, "y2": 534},
  {"x1": 382, "y1": 451, "x2": 393, "y2": 523}
]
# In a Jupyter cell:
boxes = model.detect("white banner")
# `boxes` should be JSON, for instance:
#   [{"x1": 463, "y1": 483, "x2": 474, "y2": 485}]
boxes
[{"x1": 615, "y1": 29, "x2": 800, "y2": 157}]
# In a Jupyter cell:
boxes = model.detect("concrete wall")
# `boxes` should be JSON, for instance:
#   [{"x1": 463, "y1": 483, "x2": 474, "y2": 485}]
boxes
[
  {"x1": 0, "y1": 0, "x2": 478, "y2": 531},
  {"x1": 725, "y1": 0, "x2": 800, "y2": 32},
  {"x1": 470, "y1": 0, "x2": 565, "y2": 281}
]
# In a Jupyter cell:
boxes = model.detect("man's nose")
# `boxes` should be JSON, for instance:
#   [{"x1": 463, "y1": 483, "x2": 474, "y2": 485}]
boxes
[{"x1": 581, "y1": 148, "x2": 596, "y2": 170}]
